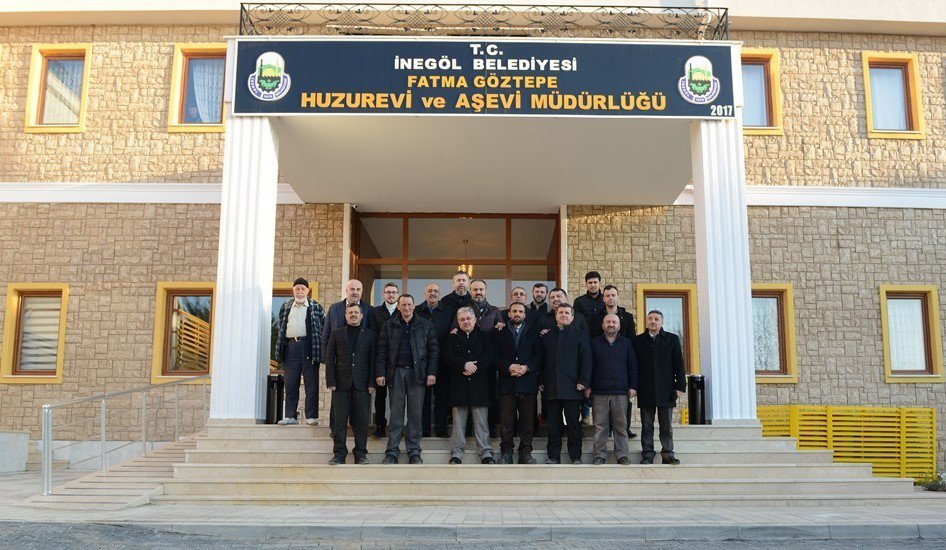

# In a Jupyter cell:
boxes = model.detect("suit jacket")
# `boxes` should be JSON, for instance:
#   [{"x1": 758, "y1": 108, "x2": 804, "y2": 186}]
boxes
[
  {"x1": 370, "y1": 303, "x2": 397, "y2": 336},
  {"x1": 275, "y1": 298, "x2": 325, "y2": 365},
  {"x1": 494, "y1": 322, "x2": 541, "y2": 395},
  {"x1": 325, "y1": 325, "x2": 376, "y2": 391},
  {"x1": 500, "y1": 306, "x2": 540, "y2": 326},
  {"x1": 444, "y1": 327, "x2": 494, "y2": 408},
  {"x1": 320, "y1": 299, "x2": 372, "y2": 362},
  {"x1": 633, "y1": 329, "x2": 686, "y2": 408},
  {"x1": 537, "y1": 323, "x2": 592, "y2": 401},
  {"x1": 376, "y1": 315, "x2": 440, "y2": 383}
]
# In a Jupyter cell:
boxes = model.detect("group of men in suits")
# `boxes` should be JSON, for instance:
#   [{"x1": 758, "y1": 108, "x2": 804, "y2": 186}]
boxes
[{"x1": 274, "y1": 270, "x2": 687, "y2": 466}]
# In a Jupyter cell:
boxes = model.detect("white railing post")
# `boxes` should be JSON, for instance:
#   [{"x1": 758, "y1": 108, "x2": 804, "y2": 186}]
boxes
[
  {"x1": 100, "y1": 400, "x2": 107, "y2": 472},
  {"x1": 41, "y1": 405, "x2": 52, "y2": 496}
]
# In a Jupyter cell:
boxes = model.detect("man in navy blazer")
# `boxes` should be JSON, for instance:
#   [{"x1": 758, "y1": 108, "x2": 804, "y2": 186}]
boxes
[{"x1": 495, "y1": 302, "x2": 541, "y2": 465}]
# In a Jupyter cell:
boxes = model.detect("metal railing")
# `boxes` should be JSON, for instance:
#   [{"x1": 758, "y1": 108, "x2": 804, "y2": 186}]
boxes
[
  {"x1": 239, "y1": 3, "x2": 730, "y2": 40},
  {"x1": 40, "y1": 374, "x2": 211, "y2": 496}
]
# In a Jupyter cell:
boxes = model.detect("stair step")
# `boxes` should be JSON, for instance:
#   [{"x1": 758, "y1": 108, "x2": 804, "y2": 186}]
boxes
[
  {"x1": 161, "y1": 477, "x2": 913, "y2": 498},
  {"x1": 184, "y1": 448, "x2": 835, "y2": 465},
  {"x1": 172, "y1": 463, "x2": 872, "y2": 481}
]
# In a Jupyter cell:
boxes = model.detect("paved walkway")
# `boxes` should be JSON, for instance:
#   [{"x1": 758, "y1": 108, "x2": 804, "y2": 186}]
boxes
[{"x1": 3, "y1": 472, "x2": 946, "y2": 543}]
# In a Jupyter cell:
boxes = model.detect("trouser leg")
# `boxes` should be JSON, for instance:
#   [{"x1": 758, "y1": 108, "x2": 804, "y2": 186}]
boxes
[
  {"x1": 499, "y1": 394, "x2": 516, "y2": 455},
  {"x1": 282, "y1": 342, "x2": 305, "y2": 419},
  {"x1": 626, "y1": 399, "x2": 635, "y2": 436},
  {"x1": 302, "y1": 361, "x2": 319, "y2": 420},
  {"x1": 640, "y1": 407, "x2": 656, "y2": 460},
  {"x1": 658, "y1": 406, "x2": 675, "y2": 459},
  {"x1": 517, "y1": 394, "x2": 537, "y2": 457},
  {"x1": 404, "y1": 378, "x2": 426, "y2": 458},
  {"x1": 450, "y1": 406, "x2": 469, "y2": 459},
  {"x1": 471, "y1": 406, "x2": 494, "y2": 459},
  {"x1": 591, "y1": 395, "x2": 611, "y2": 461},
  {"x1": 351, "y1": 390, "x2": 371, "y2": 458},
  {"x1": 374, "y1": 385, "x2": 388, "y2": 430},
  {"x1": 422, "y1": 386, "x2": 433, "y2": 437},
  {"x1": 330, "y1": 389, "x2": 351, "y2": 459},
  {"x1": 612, "y1": 396, "x2": 630, "y2": 460},
  {"x1": 433, "y1": 373, "x2": 450, "y2": 435},
  {"x1": 545, "y1": 399, "x2": 564, "y2": 461},
  {"x1": 385, "y1": 369, "x2": 407, "y2": 458},
  {"x1": 563, "y1": 399, "x2": 583, "y2": 461}
]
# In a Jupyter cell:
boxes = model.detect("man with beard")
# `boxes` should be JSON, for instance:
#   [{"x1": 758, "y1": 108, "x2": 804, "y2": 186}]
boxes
[
  {"x1": 589, "y1": 313, "x2": 638, "y2": 465},
  {"x1": 591, "y1": 284, "x2": 638, "y2": 439},
  {"x1": 528, "y1": 283, "x2": 550, "y2": 316},
  {"x1": 444, "y1": 307, "x2": 496, "y2": 464},
  {"x1": 417, "y1": 282, "x2": 453, "y2": 437},
  {"x1": 440, "y1": 271, "x2": 472, "y2": 313},
  {"x1": 495, "y1": 302, "x2": 541, "y2": 464}
]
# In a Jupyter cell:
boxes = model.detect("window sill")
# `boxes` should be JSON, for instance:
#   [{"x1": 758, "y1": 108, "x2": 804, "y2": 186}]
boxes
[
  {"x1": 744, "y1": 126, "x2": 783, "y2": 136},
  {"x1": 884, "y1": 374, "x2": 944, "y2": 384},
  {"x1": 150, "y1": 374, "x2": 211, "y2": 385},
  {"x1": 24, "y1": 124, "x2": 84, "y2": 134},
  {"x1": 1, "y1": 374, "x2": 62, "y2": 385},
  {"x1": 867, "y1": 130, "x2": 925, "y2": 140},
  {"x1": 167, "y1": 124, "x2": 225, "y2": 134},
  {"x1": 755, "y1": 374, "x2": 797, "y2": 384}
]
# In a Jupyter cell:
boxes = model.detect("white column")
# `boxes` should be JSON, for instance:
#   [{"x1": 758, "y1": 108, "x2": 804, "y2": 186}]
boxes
[
  {"x1": 209, "y1": 115, "x2": 279, "y2": 421},
  {"x1": 690, "y1": 115, "x2": 757, "y2": 423}
]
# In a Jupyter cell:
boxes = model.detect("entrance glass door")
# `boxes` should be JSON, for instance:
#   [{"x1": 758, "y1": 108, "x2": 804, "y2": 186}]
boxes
[{"x1": 353, "y1": 213, "x2": 559, "y2": 307}]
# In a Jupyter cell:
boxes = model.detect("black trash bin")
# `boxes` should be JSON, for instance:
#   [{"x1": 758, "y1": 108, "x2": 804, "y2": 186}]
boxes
[
  {"x1": 266, "y1": 373, "x2": 285, "y2": 424},
  {"x1": 687, "y1": 375, "x2": 706, "y2": 425}
]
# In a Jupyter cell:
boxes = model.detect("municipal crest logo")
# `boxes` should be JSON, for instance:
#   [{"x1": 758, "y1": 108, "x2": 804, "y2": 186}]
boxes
[
  {"x1": 247, "y1": 52, "x2": 291, "y2": 101},
  {"x1": 678, "y1": 55, "x2": 720, "y2": 105}
]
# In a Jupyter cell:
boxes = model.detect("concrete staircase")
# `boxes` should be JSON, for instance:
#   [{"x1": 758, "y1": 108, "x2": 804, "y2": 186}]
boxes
[
  {"x1": 25, "y1": 441, "x2": 68, "y2": 472},
  {"x1": 152, "y1": 424, "x2": 921, "y2": 506}
]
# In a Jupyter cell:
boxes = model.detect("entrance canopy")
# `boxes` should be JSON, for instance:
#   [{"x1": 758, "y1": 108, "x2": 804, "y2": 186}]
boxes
[{"x1": 274, "y1": 115, "x2": 692, "y2": 212}]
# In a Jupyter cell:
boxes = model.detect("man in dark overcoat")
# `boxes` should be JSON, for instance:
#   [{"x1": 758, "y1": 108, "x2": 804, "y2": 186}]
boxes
[
  {"x1": 537, "y1": 303, "x2": 592, "y2": 464},
  {"x1": 444, "y1": 306, "x2": 496, "y2": 464},
  {"x1": 633, "y1": 309, "x2": 686, "y2": 465},
  {"x1": 325, "y1": 304, "x2": 376, "y2": 464}
]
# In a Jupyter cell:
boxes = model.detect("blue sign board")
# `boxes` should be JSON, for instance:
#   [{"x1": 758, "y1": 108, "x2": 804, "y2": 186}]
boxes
[{"x1": 233, "y1": 38, "x2": 734, "y2": 118}]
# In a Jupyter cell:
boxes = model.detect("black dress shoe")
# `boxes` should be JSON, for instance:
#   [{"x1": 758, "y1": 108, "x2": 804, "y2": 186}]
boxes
[
  {"x1": 519, "y1": 454, "x2": 537, "y2": 465},
  {"x1": 627, "y1": 430, "x2": 638, "y2": 439},
  {"x1": 662, "y1": 456, "x2": 681, "y2": 465},
  {"x1": 409, "y1": 455, "x2": 424, "y2": 465},
  {"x1": 382, "y1": 455, "x2": 398, "y2": 465},
  {"x1": 355, "y1": 456, "x2": 370, "y2": 465},
  {"x1": 617, "y1": 457, "x2": 631, "y2": 465},
  {"x1": 640, "y1": 457, "x2": 654, "y2": 464},
  {"x1": 498, "y1": 454, "x2": 513, "y2": 464},
  {"x1": 449, "y1": 457, "x2": 462, "y2": 464},
  {"x1": 546, "y1": 458, "x2": 561, "y2": 464},
  {"x1": 592, "y1": 457, "x2": 606, "y2": 465},
  {"x1": 481, "y1": 456, "x2": 496, "y2": 464},
  {"x1": 328, "y1": 456, "x2": 344, "y2": 465},
  {"x1": 571, "y1": 458, "x2": 583, "y2": 465}
]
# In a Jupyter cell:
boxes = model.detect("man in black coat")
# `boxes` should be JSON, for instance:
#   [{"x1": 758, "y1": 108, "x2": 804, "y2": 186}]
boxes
[
  {"x1": 537, "y1": 303, "x2": 592, "y2": 464},
  {"x1": 538, "y1": 288, "x2": 589, "y2": 335},
  {"x1": 325, "y1": 304, "x2": 376, "y2": 465},
  {"x1": 633, "y1": 310, "x2": 686, "y2": 465},
  {"x1": 573, "y1": 271, "x2": 605, "y2": 323},
  {"x1": 417, "y1": 282, "x2": 453, "y2": 437},
  {"x1": 444, "y1": 307, "x2": 496, "y2": 464},
  {"x1": 500, "y1": 286, "x2": 540, "y2": 325},
  {"x1": 495, "y1": 302, "x2": 541, "y2": 465},
  {"x1": 440, "y1": 270, "x2": 472, "y2": 313},
  {"x1": 321, "y1": 279, "x2": 372, "y2": 358},
  {"x1": 528, "y1": 283, "x2": 551, "y2": 316},
  {"x1": 369, "y1": 281, "x2": 400, "y2": 437},
  {"x1": 375, "y1": 294, "x2": 439, "y2": 464},
  {"x1": 590, "y1": 284, "x2": 638, "y2": 439}
]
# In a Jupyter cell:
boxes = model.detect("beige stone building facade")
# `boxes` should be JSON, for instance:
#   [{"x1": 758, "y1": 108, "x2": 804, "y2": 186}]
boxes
[{"x1": 1, "y1": 3, "x2": 945, "y2": 469}]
